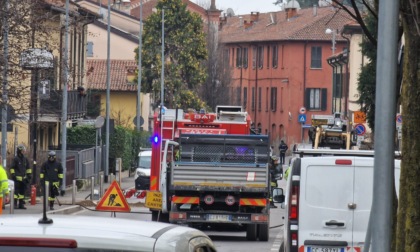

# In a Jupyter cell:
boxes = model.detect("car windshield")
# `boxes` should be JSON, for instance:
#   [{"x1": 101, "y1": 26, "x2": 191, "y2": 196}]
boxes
[{"x1": 138, "y1": 156, "x2": 151, "y2": 169}]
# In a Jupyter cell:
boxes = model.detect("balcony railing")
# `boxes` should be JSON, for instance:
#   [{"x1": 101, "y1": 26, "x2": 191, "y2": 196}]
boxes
[{"x1": 39, "y1": 90, "x2": 87, "y2": 120}]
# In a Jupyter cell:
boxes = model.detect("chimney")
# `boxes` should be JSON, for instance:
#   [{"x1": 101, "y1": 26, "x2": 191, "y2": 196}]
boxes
[
  {"x1": 244, "y1": 20, "x2": 254, "y2": 29},
  {"x1": 313, "y1": 4, "x2": 317, "y2": 16},
  {"x1": 239, "y1": 16, "x2": 244, "y2": 27},
  {"x1": 210, "y1": 0, "x2": 216, "y2": 10},
  {"x1": 285, "y1": 8, "x2": 297, "y2": 20},
  {"x1": 219, "y1": 16, "x2": 227, "y2": 30},
  {"x1": 250, "y1": 12, "x2": 259, "y2": 22},
  {"x1": 270, "y1": 12, "x2": 277, "y2": 24}
]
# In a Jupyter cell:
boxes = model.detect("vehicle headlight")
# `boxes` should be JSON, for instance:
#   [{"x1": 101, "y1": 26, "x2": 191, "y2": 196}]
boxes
[{"x1": 136, "y1": 171, "x2": 146, "y2": 176}]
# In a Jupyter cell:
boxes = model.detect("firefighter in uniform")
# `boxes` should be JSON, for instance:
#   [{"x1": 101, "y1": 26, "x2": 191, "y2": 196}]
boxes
[
  {"x1": 40, "y1": 151, "x2": 63, "y2": 210},
  {"x1": 269, "y1": 156, "x2": 279, "y2": 208},
  {"x1": 10, "y1": 145, "x2": 31, "y2": 209}
]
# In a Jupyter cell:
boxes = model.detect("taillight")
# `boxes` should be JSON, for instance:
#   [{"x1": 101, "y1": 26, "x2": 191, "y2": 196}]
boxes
[
  {"x1": 0, "y1": 237, "x2": 77, "y2": 248},
  {"x1": 289, "y1": 185, "x2": 299, "y2": 220},
  {"x1": 335, "y1": 159, "x2": 352, "y2": 165},
  {"x1": 170, "y1": 212, "x2": 187, "y2": 220},
  {"x1": 291, "y1": 232, "x2": 298, "y2": 246}
]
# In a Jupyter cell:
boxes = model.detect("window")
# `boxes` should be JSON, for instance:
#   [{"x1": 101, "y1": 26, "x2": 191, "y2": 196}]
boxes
[
  {"x1": 270, "y1": 87, "x2": 277, "y2": 111},
  {"x1": 236, "y1": 87, "x2": 241, "y2": 105},
  {"x1": 243, "y1": 87, "x2": 248, "y2": 109},
  {"x1": 87, "y1": 41, "x2": 94, "y2": 57},
  {"x1": 258, "y1": 46, "x2": 264, "y2": 68},
  {"x1": 224, "y1": 49, "x2": 230, "y2": 68},
  {"x1": 333, "y1": 72, "x2": 343, "y2": 98},
  {"x1": 266, "y1": 88, "x2": 269, "y2": 112},
  {"x1": 231, "y1": 48, "x2": 235, "y2": 67},
  {"x1": 272, "y1": 45, "x2": 278, "y2": 68},
  {"x1": 251, "y1": 87, "x2": 255, "y2": 111},
  {"x1": 242, "y1": 47, "x2": 248, "y2": 68},
  {"x1": 258, "y1": 87, "x2": 262, "y2": 111},
  {"x1": 252, "y1": 47, "x2": 257, "y2": 69},
  {"x1": 236, "y1": 48, "x2": 242, "y2": 67},
  {"x1": 266, "y1": 46, "x2": 270, "y2": 68},
  {"x1": 310, "y1": 46, "x2": 322, "y2": 68},
  {"x1": 305, "y1": 88, "x2": 327, "y2": 111}
]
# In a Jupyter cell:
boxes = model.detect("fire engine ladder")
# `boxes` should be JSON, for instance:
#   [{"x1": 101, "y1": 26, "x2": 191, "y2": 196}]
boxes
[{"x1": 161, "y1": 114, "x2": 176, "y2": 140}]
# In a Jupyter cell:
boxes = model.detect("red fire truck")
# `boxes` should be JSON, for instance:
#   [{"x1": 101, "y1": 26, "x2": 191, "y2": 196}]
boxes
[{"x1": 148, "y1": 105, "x2": 273, "y2": 241}]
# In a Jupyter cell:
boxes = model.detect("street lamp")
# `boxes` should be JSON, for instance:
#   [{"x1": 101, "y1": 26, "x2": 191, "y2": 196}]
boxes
[
  {"x1": 325, "y1": 28, "x2": 336, "y2": 55},
  {"x1": 136, "y1": 1, "x2": 143, "y2": 131}
]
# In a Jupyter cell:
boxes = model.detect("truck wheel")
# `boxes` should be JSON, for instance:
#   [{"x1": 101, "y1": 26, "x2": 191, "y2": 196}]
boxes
[
  {"x1": 246, "y1": 224, "x2": 257, "y2": 241},
  {"x1": 258, "y1": 223, "x2": 269, "y2": 241}
]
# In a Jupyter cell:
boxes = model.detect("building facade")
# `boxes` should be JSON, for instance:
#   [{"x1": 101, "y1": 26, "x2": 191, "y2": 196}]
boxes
[{"x1": 219, "y1": 6, "x2": 353, "y2": 149}]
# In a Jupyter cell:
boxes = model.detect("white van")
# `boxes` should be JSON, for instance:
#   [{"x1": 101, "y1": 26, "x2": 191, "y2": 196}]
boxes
[
  {"x1": 278, "y1": 149, "x2": 401, "y2": 252},
  {"x1": 134, "y1": 150, "x2": 152, "y2": 190}
]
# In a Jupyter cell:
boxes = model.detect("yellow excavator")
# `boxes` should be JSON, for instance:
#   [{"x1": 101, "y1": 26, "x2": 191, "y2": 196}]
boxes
[{"x1": 308, "y1": 113, "x2": 357, "y2": 150}]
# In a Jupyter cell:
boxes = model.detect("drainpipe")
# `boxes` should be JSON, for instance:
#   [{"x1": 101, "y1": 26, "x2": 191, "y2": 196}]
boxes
[
  {"x1": 81, "y1": 18, "x2": 95, "y2": 86},
  {"x1": 302, "y1": 41, "x2": 308, "y2": 143},
  {"x1": 341, "y1": 31, "x2": 351, "y2": 119},
  {"x1": 254, "y1": 46, "x2": 258, "y2": 125}
]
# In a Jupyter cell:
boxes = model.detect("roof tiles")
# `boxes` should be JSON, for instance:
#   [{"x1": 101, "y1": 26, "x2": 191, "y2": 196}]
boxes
[
  {"x1": 86, "y1": 59, "x2": 138, "y2": 91},
  {"x1": 219, "y1": 7, "x2": 354, "y2": 44}
]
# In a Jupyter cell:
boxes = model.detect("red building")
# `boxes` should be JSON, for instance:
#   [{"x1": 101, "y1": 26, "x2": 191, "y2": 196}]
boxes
[{"x1": 219, "y1": 5, "x2": 353, "y2": 148}]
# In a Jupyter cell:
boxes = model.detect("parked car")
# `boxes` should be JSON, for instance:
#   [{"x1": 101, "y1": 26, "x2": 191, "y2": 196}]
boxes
[
  {"x1": 0, "y1": 214, "x2": 216, "y2": 252},
  {"x1": 134, "y1": 150, "x2": 152, "y2": 190},
  {"x1": 278, "y1": 149, "x2": 401, "y2": 252}
]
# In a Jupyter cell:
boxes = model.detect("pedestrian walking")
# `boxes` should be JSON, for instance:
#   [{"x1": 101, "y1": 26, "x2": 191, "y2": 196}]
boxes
[
  {"x1": 10, "y1": 144, "x2": 31, "y2": 209},
  {"x1": 0, "y1": 156, "x2": 10, "y2": 213},
  {"x1": 40, "y1": 151, "x2": 63, "y2": 210},
  {"x1": 278, "y1": 140, "x2": 288, "y2": 165}
]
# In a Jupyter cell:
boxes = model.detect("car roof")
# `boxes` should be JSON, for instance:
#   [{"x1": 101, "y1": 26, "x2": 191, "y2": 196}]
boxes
[
  {"x1": 139, "y1": 150, "x2": 152, "y2": 157},
  {"x1": 0, "y1": 215, "x2": 211, "y2": 251}
]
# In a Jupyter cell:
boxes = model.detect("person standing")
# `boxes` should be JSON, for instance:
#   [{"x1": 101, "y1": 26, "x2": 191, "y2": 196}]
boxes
[
  {"x1": 10, "y1": 144, "x2": 31, "y2": 209},
  {"x1": 40, "y1": 151, "x2": 63, "y2": 210},
  {"x1": 278, "y1": 140, "x2": 288, "y2": 165},
  {"x1": 0, "y1": 156, "x2": 10, "y2": 213}
]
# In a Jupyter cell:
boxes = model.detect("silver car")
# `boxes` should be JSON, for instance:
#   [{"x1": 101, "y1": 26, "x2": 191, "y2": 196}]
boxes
[{"x1": 0, "y1": 215, "x2": 216, "y2": 252}]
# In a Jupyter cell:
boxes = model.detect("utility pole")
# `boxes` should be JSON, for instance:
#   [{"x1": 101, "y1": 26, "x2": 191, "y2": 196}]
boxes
[
  {"x1": 105, "y1": 0, "x2": 111, "y2": 181},
  {"x1": 2, "y1": 0, "x2": 9, "y2": 167},
  {"x1": 61, "y1": 0, "x2": 70, "y2": 191},
  {"x1": 136, "y1": 0, "x2": 143, "y2": 132}
]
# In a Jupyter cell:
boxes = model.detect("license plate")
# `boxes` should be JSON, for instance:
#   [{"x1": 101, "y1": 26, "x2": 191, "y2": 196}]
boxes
[
  {"x1": 207, "y1": 214, "x2": 231, "y2": 221},
  {"x1": 307, "y1": 247, "x2": 345, "y2": 252}
]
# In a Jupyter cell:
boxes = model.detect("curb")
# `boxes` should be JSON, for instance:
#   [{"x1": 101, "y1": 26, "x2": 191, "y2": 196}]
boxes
[{"x1": 48, "y1": 205, "x2": 83, "y2": 215}]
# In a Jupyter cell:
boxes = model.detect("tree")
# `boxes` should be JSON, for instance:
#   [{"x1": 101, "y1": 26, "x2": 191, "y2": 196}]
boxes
[
  {"x1": 396, "y1": 0, "x2": 420, "y2": 250},
  {"x1": 138, "y1": 0, "x2": 208, "y2": 110}
]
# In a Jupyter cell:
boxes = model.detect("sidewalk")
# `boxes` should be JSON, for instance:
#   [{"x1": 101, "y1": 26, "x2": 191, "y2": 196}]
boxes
[{"x1": 1, "y1": 171, "x2": 138, "y2": 216}]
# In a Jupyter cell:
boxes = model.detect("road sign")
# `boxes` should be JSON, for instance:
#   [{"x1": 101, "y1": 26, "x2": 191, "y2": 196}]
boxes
[
  {"x1": 396, "y1": 114, "x2": 402, "y2": 124},
  {"x1": 298, "y1": 114, "x2": 307, "y2": 123},
  {"x1": 145, "y1": 191, "x2": 162, "y2": 209},
  {"x1": 354, "y1": 111, "x2": 366, "y2": 123},
  {"x1": 225, "y1": 195, "x2": 235, "y2": 206},
  {"x1": 299, "y1": 107, "x2": 306, "y2": 114},
  {"x1": 96, "y1": 180, "x2": 131, "y2": 212},
  {"x1": 354, "y1": 123, "x2": 366, "y2": 136}
]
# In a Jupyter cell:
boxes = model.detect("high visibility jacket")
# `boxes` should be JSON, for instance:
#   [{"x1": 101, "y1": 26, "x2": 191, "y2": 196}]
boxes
[
  {"x1": 284, "y1": 166, "x2": 291, "y2": 181},
  {"x1": 40, "y1": 161, "x2": 64, "y2": 184},
  {"x1": 10, "y1": 155, "x2": 31, "y2": 181},
  {"x1": 0, "y1": 165, "x2": 9, "y2": 198}
]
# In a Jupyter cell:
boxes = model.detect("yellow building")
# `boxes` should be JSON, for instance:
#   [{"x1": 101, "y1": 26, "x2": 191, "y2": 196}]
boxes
[{"x1": 0, "y1": 1, "x2": 99, "y2": 169}]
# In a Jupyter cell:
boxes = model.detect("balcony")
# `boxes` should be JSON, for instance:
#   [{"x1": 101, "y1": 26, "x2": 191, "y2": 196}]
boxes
[{"x1": 39, "y1": 90, "x2": 87, "y2": 120}]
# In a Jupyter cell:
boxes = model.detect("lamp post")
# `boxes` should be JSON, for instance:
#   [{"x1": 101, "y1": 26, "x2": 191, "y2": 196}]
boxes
[
  {"x1": 325, "y1": 28, "x2": 336, "y2": 55},
  {"x1": 160, "y1": 7, "x2": 165, "y2": 161},
  {"x1": 136, "y1": 1, "x2": 143, "y2": 131}
]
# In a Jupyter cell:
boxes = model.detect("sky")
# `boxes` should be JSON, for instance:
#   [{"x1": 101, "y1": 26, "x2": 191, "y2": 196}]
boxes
[{"x1": 194, "y1": 0, "x2": 283, "y2": 16}]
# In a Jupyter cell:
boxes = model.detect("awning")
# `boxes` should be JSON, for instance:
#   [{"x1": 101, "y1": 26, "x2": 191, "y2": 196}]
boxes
[{"x1": 175, "y1": 128, "x2": 227, "y2": 138}]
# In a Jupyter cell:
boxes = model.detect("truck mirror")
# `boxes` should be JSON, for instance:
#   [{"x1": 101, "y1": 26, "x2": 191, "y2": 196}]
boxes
[{"x1": 272, "y1": 188, "x2": 285, "y2": 203}]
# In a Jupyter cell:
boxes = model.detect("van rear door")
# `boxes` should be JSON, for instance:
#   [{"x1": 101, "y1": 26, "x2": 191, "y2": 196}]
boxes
[{"x1": 299, "y1": 157, "x2": 355, "y2": 251}]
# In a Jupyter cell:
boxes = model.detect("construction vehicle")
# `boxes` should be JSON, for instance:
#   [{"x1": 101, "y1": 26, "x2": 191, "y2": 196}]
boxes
[
  {"x1": 148, "y1": 106, "x2": 272, "y2": 241},
  {"x1": 308, "y1": 113, "x2": 357, "y2": 150}
]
